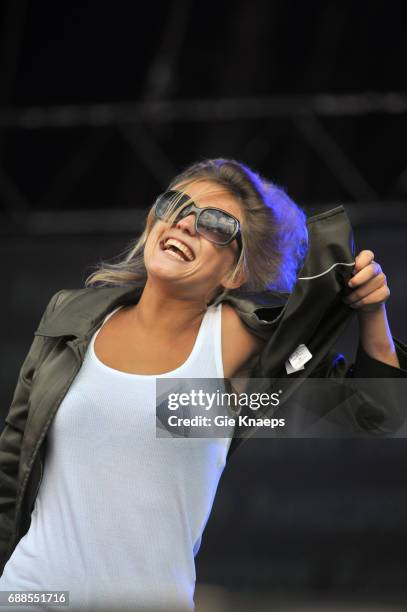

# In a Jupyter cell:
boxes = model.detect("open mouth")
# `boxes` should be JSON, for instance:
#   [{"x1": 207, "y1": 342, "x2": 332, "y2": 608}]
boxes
[{"x1": 160, "y1": 237, "x2": 195, "y2": 262}]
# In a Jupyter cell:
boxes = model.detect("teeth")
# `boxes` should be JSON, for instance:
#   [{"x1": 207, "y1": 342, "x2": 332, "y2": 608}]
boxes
[
  {"x1": 165, "y1": 249, "x2": 186, "y2": 262},
  {"x1": 163, "y1": 238, "x2": 194, "y2": 261}
]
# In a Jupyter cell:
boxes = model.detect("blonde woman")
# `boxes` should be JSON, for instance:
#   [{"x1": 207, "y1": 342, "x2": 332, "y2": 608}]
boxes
[{"x1": 0, "y1": 159, "x2": 405, "y2": 611}]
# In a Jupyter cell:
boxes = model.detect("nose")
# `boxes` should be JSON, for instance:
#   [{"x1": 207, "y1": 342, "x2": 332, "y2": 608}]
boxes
[{"x1": 175, "y1": 212, "x2": 197, "y2": 236}]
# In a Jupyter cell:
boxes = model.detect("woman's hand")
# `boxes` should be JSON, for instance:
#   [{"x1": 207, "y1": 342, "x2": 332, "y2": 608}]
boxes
[
  {"x1": 342, "y1": 249, "x2": 390, "y2": 312},
  {"x1": 342, "y1": 249, "x2": 400, "y2": 368}
]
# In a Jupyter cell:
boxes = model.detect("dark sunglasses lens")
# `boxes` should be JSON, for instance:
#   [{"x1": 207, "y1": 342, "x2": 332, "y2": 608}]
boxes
[
  {"x1": 155, "y1": 195, "x2": 179, "y2": 219},
  {"x1": 155, "y1": 192, "x2": 187, "y2": 219},
  {"x1": 154, "y1": 194, "x2": 170, "y2": 218},
  {"x1": 198, "y1": 209, "x2": 237, "y2": 245}
]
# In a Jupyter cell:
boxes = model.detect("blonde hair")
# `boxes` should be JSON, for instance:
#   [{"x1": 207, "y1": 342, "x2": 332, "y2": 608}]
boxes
[{"x1": 84, "y1": 158, "x2": 308, "y2": 301}]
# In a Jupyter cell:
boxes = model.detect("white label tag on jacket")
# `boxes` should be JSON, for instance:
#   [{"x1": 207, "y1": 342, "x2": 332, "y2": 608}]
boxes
[
  {"x1": 285, "y1": 344, "x2": 313, "y2": 374},
  {"x1": 285, "y1": 359, "x2": 304, "y2": 374}
]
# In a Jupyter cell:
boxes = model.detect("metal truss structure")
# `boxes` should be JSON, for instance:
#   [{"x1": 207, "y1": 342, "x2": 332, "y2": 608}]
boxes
[{"x1": 0, "y1": 1, "x2": 406, "y2": 234}]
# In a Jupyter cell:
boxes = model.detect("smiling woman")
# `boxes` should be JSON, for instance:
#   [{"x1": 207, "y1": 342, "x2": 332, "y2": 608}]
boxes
[{"x1": 0, "y1": 159, "x2": 314, "y2": 612}]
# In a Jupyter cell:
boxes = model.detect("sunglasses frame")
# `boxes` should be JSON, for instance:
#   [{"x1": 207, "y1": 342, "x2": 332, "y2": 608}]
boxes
[{"x1": 153, "y1": 190, "x2": 242, "y2": 250}]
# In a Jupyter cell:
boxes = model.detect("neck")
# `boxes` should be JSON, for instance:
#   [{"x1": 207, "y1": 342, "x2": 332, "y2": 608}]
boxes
[{"x1": 128, "y1": 279, "x2": 208, "y2": 337}]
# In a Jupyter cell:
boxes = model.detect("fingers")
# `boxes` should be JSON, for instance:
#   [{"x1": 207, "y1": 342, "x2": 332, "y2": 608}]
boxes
[
  {"x1": 352, "y1": 249, "x2": 374, "y2": 275},
  {"x1": 343, "y1": 271, "x2": 387, "y2": 304},
  {"x1": 345, "y1": 284, "x2": 391, "y2": 309},
  {"x1": 349, "y1": 260, "x2": 382, "y2": 287},
  {"x1": 343, "y1": 249, "x2": 391, "y2": 312}
]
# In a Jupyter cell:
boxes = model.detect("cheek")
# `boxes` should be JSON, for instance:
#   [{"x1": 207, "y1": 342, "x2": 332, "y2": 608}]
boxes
[
  {"x1": 144, "y1": 225, "x2": 163, "y2": 261},
  {"x1": 202, "y1": 245, "x2": 235, "y2": 277},
  {"x1": 143, "y1": 240, "x2": 154, "y2": 265}
]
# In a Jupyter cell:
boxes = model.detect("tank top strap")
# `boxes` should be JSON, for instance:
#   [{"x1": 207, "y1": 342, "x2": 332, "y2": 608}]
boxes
[
  {"x1": 193, "y1": 303, "x2": 224, "y2": 378},
  {"x1": 102, "y1": 305, "x2": 123, "y2": 324}
]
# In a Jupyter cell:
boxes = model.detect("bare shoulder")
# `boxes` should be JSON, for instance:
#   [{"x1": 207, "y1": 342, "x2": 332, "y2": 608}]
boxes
[{"x1": 221, "y1": 302, "x2": 266, "y2": 378}]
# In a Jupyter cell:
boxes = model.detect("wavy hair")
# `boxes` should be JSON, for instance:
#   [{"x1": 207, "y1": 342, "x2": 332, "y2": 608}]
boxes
[{"x1": 84, "y1": 158, "x2": 308, "y2": 301}]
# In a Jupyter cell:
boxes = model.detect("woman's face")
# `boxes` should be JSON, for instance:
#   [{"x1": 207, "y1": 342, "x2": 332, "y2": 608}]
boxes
[{"x1": 144, "y1": 180, "x2": 244, "y2": 302}]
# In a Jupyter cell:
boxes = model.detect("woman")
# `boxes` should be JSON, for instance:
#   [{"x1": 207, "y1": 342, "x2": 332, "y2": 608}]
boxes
[{"x1": 0, "y1": 158, "x2": 405, "y2": 611}]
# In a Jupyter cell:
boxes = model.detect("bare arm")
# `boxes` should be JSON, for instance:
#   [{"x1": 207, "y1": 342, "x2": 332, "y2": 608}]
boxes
[
  {"x1": 357, "y1": 305, "x2": 400, "y2": 368},
  {"x1": 221, "y1": 303, "x2": 266, "y2": 378}
]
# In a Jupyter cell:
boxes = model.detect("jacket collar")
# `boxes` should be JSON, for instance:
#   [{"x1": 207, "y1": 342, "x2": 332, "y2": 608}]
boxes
[
  {"x1": 34, "y1": 283, "x2": 288, "y2": 340},
  {"x1": 35, "y1": 285, "x2": 144, "y2": 339}
]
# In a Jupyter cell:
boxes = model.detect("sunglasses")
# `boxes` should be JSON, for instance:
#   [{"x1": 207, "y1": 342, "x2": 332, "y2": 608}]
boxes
[{"x1": 153, "y1": 190, "x2": 242, "y2": 250}]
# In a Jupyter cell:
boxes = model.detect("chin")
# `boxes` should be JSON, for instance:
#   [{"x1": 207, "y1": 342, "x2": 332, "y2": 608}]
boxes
[{"x1": 145, "y1": 258, "x2": 185, "y2": 282}]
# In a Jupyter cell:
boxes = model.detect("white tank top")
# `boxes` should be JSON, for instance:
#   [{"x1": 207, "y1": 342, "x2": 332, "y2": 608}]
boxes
[{"x1": 0, "y1": 303, "x2": 233, "y2": 611}]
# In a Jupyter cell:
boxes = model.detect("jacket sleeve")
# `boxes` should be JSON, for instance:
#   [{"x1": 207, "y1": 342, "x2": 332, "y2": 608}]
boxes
[
  {"x1": 311, "y1": 335, "x2": 407, "y2": 379},
  {"x1": 351, "y1": 337, "x2": 407, "y2": 378},
  {"x1": 310, "y1": 336, "x2": 407, "y2": 436},
  {"x1": 0, "y1": 290, "x2": 64, "y2": 562}
]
